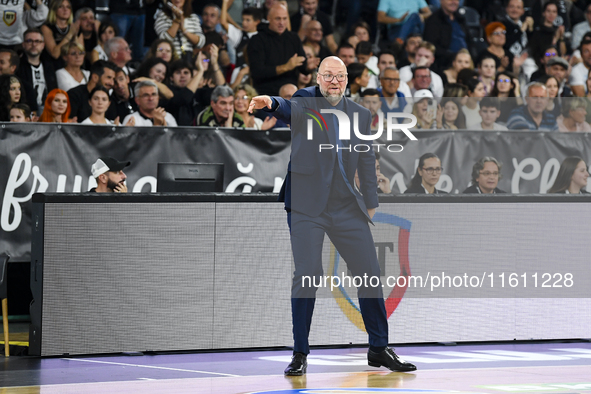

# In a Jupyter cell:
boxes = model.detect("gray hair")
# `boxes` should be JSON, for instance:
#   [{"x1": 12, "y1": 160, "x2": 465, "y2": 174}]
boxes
[
  {"x1": 471, "y1": 156, "x2": 502, "y2": 184},
  {"x1": 203, "y1": 3, "x2": 221, "y2": 16},
  {"x1": 562, "y1": 97, "x2": 588, "y2": 117},
  {"x1": 104, "y1": 37, "x2": 124, "y2": 59},
  {"x1": 211, "y1": 85, "x2": 234, "y2": 103},
  {"x1": 380, "y1": 66, "x2": 398, "y2": 79},
  {"x1": 74, "y1": 7, "x2": 94, "y2": 21},
  {"x1": 134, "y1": 79, "x2": 159, "y2": 97},
  {"x1": 526, "y1": 82, "x2": 548, "y2": 97}
]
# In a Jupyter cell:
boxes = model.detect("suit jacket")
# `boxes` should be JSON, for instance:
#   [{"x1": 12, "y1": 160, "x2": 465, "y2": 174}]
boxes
[{"x1": 268, "y1": 86, "x2": 379, "y2": 220}]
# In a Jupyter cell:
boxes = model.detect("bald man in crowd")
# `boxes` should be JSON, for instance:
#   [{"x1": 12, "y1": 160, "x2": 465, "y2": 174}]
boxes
[
  {"x1": 279, "y1": 83, "x2": 298, "y2": 100},
  {"x1": 247, "y1": 4, "x2": 319, "y2": 95}
]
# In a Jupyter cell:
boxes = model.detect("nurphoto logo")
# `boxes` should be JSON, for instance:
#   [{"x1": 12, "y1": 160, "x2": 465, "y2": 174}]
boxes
[{"x1": 303, "y1": 108, "x2": 418, "y2": 153}]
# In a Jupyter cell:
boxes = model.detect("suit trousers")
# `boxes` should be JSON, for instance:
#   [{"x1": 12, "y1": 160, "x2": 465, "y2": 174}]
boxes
[{"x1": 287, "y1": 200, "x2": 389, "y2": 354}]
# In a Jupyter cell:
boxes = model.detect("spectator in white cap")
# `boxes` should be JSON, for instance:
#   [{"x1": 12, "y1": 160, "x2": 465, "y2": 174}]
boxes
[
  {"x1": 411, "y1": 89, "x2": 436, "y2": 129},
  {"x1": 90, "y1": 157, "x2": 130, "y2": 193}
]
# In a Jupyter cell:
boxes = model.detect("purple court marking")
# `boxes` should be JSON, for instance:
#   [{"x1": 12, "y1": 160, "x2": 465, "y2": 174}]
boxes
[{"x1": 0, "y1": 342, "x2": 590, "y2": 387}]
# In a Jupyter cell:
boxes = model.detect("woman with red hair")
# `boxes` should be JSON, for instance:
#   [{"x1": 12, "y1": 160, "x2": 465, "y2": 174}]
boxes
[
  {"x1": 39, "y1": 89, "x2": 71, "y2": 123},
  {"x1": 476, "y1": 21, "x2": 525, "y2": 73}
]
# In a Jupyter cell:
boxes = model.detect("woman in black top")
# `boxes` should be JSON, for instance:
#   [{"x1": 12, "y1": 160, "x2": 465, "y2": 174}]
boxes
[
  {"x1": 0, "y1": 75, "x2": 27, "y2": 121},
  {"x1": 529, "y1": 1, "x2": 567, "y2": 61},
  {"x1": 548, "y1": 156, "x2": 590, "y2": 194},
  {"x1": 41, "y1": 0, "x2": 78, "y2": 70},
  {"x1": 404, "y1": 153, "x2": 447, "y2": 194}
]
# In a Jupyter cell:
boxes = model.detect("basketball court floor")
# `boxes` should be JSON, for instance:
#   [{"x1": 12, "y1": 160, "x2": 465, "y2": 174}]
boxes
[{"x1": 1, "y1": 340, "x2": 590, "y2": 393}]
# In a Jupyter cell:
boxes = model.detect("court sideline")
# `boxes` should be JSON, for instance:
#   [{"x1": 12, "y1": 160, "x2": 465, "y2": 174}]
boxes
[{"x1": 1, "y1": 341, "x2": 590, "y2": 393}]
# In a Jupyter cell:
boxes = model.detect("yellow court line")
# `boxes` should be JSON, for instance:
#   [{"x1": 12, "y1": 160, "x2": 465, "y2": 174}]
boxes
[{"x1": 0, "y1": 341, "x2": 29, "y2": 346}]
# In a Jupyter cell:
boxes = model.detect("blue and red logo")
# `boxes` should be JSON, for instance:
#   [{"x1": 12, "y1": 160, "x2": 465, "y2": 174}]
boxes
[{"x1": 330, "y1": 212, "x2": 412, "y2": 331}]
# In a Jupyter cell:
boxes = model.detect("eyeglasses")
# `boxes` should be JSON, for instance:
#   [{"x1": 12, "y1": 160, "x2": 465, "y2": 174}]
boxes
[
  {"x1": 480, "y1": 171, "x2": 499, "y2": 177},
  {"x1": 382, "y1": 77, "x2": 400, "y2": 82},
  {"x1": 491, "y1": 30, "x2": 506, "y2": 36},
  {"x1": 157, "y1": 47, "x2": 171, "y2": 53},
  {"x1": 498, "y1": 78, "x2": 511, "y2": 83},
  {"x1": 235, "y1": 95, "x2": 249, "y2": 101},
  {"x1": 422, "y1": 167, "x2": 443, "y2": 174},
  {"x1": 416, "y1": 74, "x2": 431, "y2": 79},
  {"x1": 24, "y1": 39, "x2": 43, "y2": 44},
  {"x1": 68, "y1": 51, "x2": 85, "y2": 56},
  {"x1": 545, "y1": 52, "x2": 557, "y2": 57},
  {"x1": 319, "y1": 73, "x2": 347, "y2": 82}
]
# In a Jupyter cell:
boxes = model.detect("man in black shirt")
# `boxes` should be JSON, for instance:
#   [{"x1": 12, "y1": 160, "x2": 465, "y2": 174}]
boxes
[
  {"x1": 74, "y1": 8, "x2": 98, "y2": 68},
  {"x1": 109, "y1": 67, "x2": 138, "y2": 121},
  {"x1": 17, "y1": 28, "x2": 57, "y2": 114},
  {"x1": 67, "y1": 60, "x2": 117, "y2": 121},
  {"x1": 1, "y1": 48, "x2": 38, "y2": 114},
  {"x1": 247, "y1": 4, "x2": 318, "y2": 96},
  {"x1": 423, "y1": 0, "x2": 470, "y2": 71},
  {"x1": 502, "y1": 0, "x2": 534, "y2": 58},
  {"x1": 291, "y1": 0, "x2": 337, "y2": 53},
  {"x1": 396, "y1": 34, "x2": 422, "y2": 69},
  {"x1": 90, "y1": 157, "x2": 130, "y2": 193},
  {"x1": 164, "y1": 60, "x2": 204, "y2": 126}
]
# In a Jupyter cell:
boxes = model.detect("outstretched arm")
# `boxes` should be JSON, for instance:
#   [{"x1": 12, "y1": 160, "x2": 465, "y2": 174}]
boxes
[
  {"x1": 249, "y1": 95, "x2": 293, "y2": 123},
  {"x1": 248, "y1": 95, "x2": 273, "y2": 111}
]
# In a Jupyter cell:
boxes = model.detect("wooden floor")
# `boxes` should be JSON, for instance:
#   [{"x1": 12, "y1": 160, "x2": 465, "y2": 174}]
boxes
[{"x1": 1, "y1": 338, "x2": 590, "y2": 394}]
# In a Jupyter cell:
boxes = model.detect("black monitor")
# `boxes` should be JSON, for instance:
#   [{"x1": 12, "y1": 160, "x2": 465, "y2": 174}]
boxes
[{"x1": 157, "y1": 163, "x2": 224, "y2": 192}]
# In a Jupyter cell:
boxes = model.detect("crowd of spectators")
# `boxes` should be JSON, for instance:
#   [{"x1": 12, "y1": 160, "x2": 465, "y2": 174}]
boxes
[{"x1": 2, "y1": 0, "x2": 591, "y2": 132}]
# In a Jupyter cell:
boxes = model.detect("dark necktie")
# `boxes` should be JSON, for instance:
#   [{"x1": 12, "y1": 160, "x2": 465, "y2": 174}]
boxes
[{"x1": 333, "y1": 114, "x2": 355, "y2": 195}]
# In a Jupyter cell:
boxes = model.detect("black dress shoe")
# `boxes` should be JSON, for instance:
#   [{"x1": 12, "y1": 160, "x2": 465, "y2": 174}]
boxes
[
  {"x1": 284, "y1": 353, "x2": 307, "y2": 376},
  {"x1": 368, "y1": 347, "x2": 417, "y2": 372}
]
